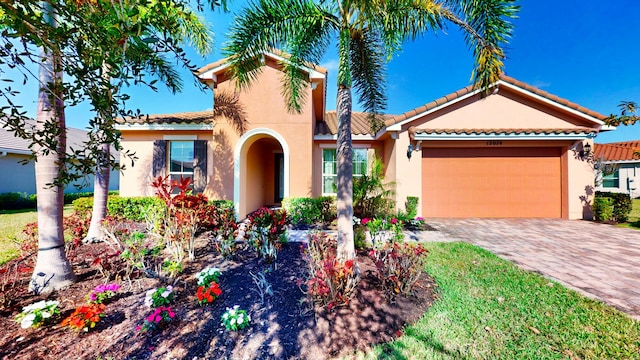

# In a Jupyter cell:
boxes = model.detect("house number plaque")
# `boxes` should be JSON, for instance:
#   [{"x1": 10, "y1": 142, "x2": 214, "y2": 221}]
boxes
[{"x1": 486, "y1": 140, "x2": 503, "y2": 146}]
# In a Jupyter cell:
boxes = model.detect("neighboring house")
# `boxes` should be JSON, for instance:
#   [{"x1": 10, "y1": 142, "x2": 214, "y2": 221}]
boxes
[
  {"x1": 116, "y1": 52, "x2": 613, "y2": 219},
  {"x1": 0, "y1": 120, "x2": 120, "y2": 194},
  {"x1": 594, "y1": 141, "x2": 640, "y2": 198}
]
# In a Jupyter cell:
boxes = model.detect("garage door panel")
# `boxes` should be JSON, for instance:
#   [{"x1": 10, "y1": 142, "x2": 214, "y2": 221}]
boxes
[{"x1": 422, "y1": 147, "x2": 561, "y2": 218}]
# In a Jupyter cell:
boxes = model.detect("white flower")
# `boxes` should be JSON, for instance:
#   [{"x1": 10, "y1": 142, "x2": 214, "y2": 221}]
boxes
[
  {"x1": 222, "y1": 313, "x2": 229, "y2": 320},
  {"x1": 41, "y1": 311, "x2": 51, "y2": 319},
  {"x1": 161, "y1": 290, "x2": 171, "y2": 298},
  {"x1": 230, "y1": 318, "x2": 236, "y2": 325},
  {"x1": 30, "y1": 300, "x2": 47, "y2": 311},
  {"x1": 20, "y1": 313, "x2": 36, "y2": 329}
]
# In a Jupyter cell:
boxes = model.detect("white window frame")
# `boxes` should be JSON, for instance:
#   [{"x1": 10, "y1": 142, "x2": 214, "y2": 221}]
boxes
[
  {"x1": 602, "y1": 169, "x2": 620, "y2": 188},
  {"x1": 168, "y1": 140, "x2": 195, "y2": 185},
  {"x1": 322, "y1": 148, "x2": 368, "y2": 196}
]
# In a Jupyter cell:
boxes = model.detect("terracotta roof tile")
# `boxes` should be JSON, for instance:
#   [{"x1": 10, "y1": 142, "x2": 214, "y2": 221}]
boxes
[
  {"x1": 197, "y1": 49, "x2": 328, "y2": 77},
  {"x1": 410, "y1": 127, "x2": 596, "y2": 137},
  {"x1": 594, "y1": 142, "x2": 640, "y2": 162},
  {"x1": 318, "y1": 111, "x2": 395, "y2": 136},
  {"x1": 386, "y1": 75, "x2": 607, "y2": 127},
  {"x1": 117, "y1": 111, "x2": 215, "y2": 125}
]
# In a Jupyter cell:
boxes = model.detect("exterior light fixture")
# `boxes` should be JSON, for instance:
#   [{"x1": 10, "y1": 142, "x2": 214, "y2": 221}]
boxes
[
  {"x1": 407, "y1": 144, "x2": 413, "y2": 159},
  {"x1": 579, "y1": 142, "x2": 592, "y2": 160}
]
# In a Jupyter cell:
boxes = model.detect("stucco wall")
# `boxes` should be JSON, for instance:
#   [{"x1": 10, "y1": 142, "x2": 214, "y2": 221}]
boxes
[
  {"x1": 595, "y1": 163, "x2": 640, "y2": 198},
  {"x1": 118, "y1": 131, "x2": 213, "y2": 197},
  {"x1": 0, "y1": 153, "x2": 120, "y2": 195},
  {"x1": 411, "y1": 91, "x2": 594, "y2": 131},
  {"x1": 0, "y1": 154, "x2": 35, "y2": 193}
]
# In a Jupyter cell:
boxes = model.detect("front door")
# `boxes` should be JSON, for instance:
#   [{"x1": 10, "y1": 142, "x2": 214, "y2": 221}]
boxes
[{"x1": 274, "y1": 153, "x2": 284, "y2": 203}]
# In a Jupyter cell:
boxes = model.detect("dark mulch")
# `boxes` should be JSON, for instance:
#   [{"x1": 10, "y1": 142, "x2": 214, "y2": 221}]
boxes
[{"x1": 0, "y1": 236, "x2": 437, "y2": 359}]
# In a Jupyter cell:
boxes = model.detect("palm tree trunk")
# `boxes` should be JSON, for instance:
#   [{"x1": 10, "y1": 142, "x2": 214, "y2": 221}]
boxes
[
  {"x1": 85, "y1": 63, "x2": 112, "y2": 243},
  {"x1": 336, "y1": 85, "x2": 355, "y2": 260},
  {"x1": 84, "y1": 143, "x2": 110, "y2": 242},
  {"x1": 30, "y1": 3, "x2": 76, "y2": 294}
]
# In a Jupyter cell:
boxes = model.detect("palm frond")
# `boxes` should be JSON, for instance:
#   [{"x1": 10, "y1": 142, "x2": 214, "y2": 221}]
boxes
[
  {"x1": 443, "y1": 0, "x2": 519, "y2": 93},
  {"x1": 349, "y1": 28, "x2": 387, "y2": 132},
  {"x1": 224, "y1": 0, "x2": 336, "y2": 112}
]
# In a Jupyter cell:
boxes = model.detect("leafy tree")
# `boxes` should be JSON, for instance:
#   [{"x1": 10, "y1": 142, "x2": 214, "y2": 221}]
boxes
[
  {"x1": 605, "y1": 101, "x2": 639, "y2": 127},
  {"x1": 83, "y1": 0, "x2": 215, "y2": 243},
  {"x1": 224, "y1": 0, "x2": 518, "y2": 260},
  {"x1": 0, "y1": 0, "x2": 221, "y2": 293}
]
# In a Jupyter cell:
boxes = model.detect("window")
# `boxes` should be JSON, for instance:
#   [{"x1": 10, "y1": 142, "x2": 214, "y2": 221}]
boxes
[
  {"x1": 322, "y1": 148, "x2": 368, "y2": 195},
  {"x1": 153, "y1": 139, "x2": 208, "y2": 192},
  {"x1": 602, "y1": 169, "x2": 620, "y2": 188},
  {"x1": 169, "y1": 141, "x2": 195, "y2": 185}
]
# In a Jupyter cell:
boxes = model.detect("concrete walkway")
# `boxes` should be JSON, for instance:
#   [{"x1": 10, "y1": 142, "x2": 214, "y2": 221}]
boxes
[{"x1": 408, "y1": 219, "x2": 640, "y2": 320}]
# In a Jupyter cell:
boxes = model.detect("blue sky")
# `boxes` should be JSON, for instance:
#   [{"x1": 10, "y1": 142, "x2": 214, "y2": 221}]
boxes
[{"x1": 10, "y1": 0, "x2": 640, "y2": 143}]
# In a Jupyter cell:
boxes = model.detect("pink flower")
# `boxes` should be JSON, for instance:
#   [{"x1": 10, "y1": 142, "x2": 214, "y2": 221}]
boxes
[
  {"x1": 135, "y1": 325, "x2": 142, "y2": 331},
  {"x1": 391, "y1": 218, "x2": 397, "y2": 224},
  {"x1": 155, "y1": 315, "x2": 162, "y2": 323},
  {"x1": 362, "y1": 218, "x2": 370, "y2": 225}
]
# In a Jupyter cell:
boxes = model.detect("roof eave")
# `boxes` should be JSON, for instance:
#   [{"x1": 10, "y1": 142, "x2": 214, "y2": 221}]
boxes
[{"x1": 115, "y1": 123, "x2": 214, "y2": 131}]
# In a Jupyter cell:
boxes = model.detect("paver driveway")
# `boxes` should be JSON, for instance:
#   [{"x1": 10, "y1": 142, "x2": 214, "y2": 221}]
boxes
[{"x1": 409, "y1": 219, "x2": 640, "y2": 319}]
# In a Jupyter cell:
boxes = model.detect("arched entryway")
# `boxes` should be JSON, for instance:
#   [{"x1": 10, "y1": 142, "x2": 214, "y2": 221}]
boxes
[{"x1": 234, "y1": 128, "x2": 289, "y2": 219}]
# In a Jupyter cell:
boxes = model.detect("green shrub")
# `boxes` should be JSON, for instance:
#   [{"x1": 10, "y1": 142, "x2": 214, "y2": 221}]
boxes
[
  {"x1": 0, "y1": 192, "x2": 36, "y2": 210},
  {"x1": 72, "y1": 197, "x2": 94, "y2": 214},
  {"x1": 405, "y1": 196, "x2": 419, "y2": 219},
  {"x1": 353, "y1": 156, "x2": 395, "y2": 219},
  {"x1": 107, "y1": 196, "x2": 165, "y2": 222},
  {"x1": 316, "y1": 196, "x2": 336, "y2": 223},
  {"x1": 594, "y1": 192, "x2": 632, "y2": 223},
  {"x1": 283, "y1": 196, "x2": 336, "y2": 228},
  {"x1": 283, "y1": 197, "x2": 320, "y2": 227}
]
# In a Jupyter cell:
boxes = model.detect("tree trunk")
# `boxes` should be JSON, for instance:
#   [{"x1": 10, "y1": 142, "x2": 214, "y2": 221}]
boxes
[
  {"x1": 30, "y1": 4, "x2": 76, "y2": 294},
  {"x1": 336, "y1": 85, "x2": 355, "y2": 260},
  {"x1": 84, "y1": 143, "x2": 110, "y2": 243}
]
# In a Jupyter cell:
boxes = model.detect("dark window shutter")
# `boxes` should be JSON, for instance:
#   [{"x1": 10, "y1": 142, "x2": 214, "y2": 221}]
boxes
[
  {"x1": 193, "y1": 140, "x2": 207, "y2": 193},
  {"x1": 153, "y1": 140, "x2": 166, "y2": 177}
]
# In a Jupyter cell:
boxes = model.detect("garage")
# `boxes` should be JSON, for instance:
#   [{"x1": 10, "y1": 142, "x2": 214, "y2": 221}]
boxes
[{"x1": 421, "y1": 147, "x2": 563, "y2": 218}]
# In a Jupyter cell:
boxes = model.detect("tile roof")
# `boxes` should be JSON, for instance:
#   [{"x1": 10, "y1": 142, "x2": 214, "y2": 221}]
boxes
[
  {"x1": 594, "y1": 142, "x2": 640, "y2": 162},
  {"x1": 0, "y1": 118, "x2": 117, "y2": 155},
  {"x1": 386, "y1": 75, "x2": 607, "y2": 127},
  {"x1": 117, "y1": 111, "x2": 215, "y2": 125},
  {"x1": 317, "y1": 111, "x2": 395, "y2": 136},
  {"x1": 410, "y1": 127, "x2": 597, "y2": 137},
  {"x1": 197, "y1": 49, "x2": 328, "y2": 77}
]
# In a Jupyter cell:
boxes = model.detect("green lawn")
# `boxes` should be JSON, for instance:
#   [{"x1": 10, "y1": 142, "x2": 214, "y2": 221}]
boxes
[
  {"x1": 0, "y1": 209, "x2": 37, "y2": 265},
  {"x1": 0, "y1": 206, "x2": 74, "y2": 265},
  {"x1": 618, "y1": 199, "x2": 640, "y2": 229},
  {"x1": 358, "y1": 242, "x2": 640, "y2": 359}
]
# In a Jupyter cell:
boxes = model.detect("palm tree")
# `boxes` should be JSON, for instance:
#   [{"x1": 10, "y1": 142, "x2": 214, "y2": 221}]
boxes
[
  {"x1": 83, "y1": 1, "x2": 215, "y2": 243},
  {"x1": 30, "y1": 2, "x2": 76, "y2": 293},
  {"x1": 224, "y1": 0, "x2": 518, "y2": 260}
]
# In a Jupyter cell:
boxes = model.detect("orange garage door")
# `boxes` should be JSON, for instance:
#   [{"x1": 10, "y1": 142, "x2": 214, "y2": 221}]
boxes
[{"x1": 422, "y1": 147, "x2": 562, "y2": 218}]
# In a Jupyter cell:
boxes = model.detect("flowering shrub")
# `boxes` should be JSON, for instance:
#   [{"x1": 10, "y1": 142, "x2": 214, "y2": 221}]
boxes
[
  {"x1": 144, "y1": 286, "x2": 174, "y2": 308},
  {"x1": 196, "y1": 282, "x2": 222, "y2": 305},
  {"x1": 61, "y1": 303, "x2": 106, "y2": 332},
  {"x1": 87, "y1": 283, "x2": 120, "y2": 304},
  {"x1": 221, "y1": 305, "x2": 250, "y2": 331},
  {"x1": 15, "y1": 300, "x2": 60, "y2": 329},
  {"x1": 195, "y1": 267, "x2": 221, "y2": 287},
  {"x1": 137, "y1": 306, "x2": 175, "y2": 332},
  {"x1": 362, "y1": 217, "x2": 405, "y2": 248},
  {"x1": 211, "y1": 208, "x2": 238, "y2": 258},
  {"x1": 369, "y1": 242, "x2": 428, "y2": 297},
  {"x1": 302, "y1": 231, "x2": 360, "y2": 310},
  {"x1": 245, "y1": 207, "x2": 288, "y2": 264}
]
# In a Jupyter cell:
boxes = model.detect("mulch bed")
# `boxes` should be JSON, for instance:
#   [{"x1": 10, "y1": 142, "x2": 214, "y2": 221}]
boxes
[{"x1": 0, "y1": 235, "x2": 437, "y2": 359}]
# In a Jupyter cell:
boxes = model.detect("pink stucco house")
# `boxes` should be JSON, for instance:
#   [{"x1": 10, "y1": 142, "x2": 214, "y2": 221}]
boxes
[{"x1": 115, "y1": 52, "x2": 613, "y2": 219}]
